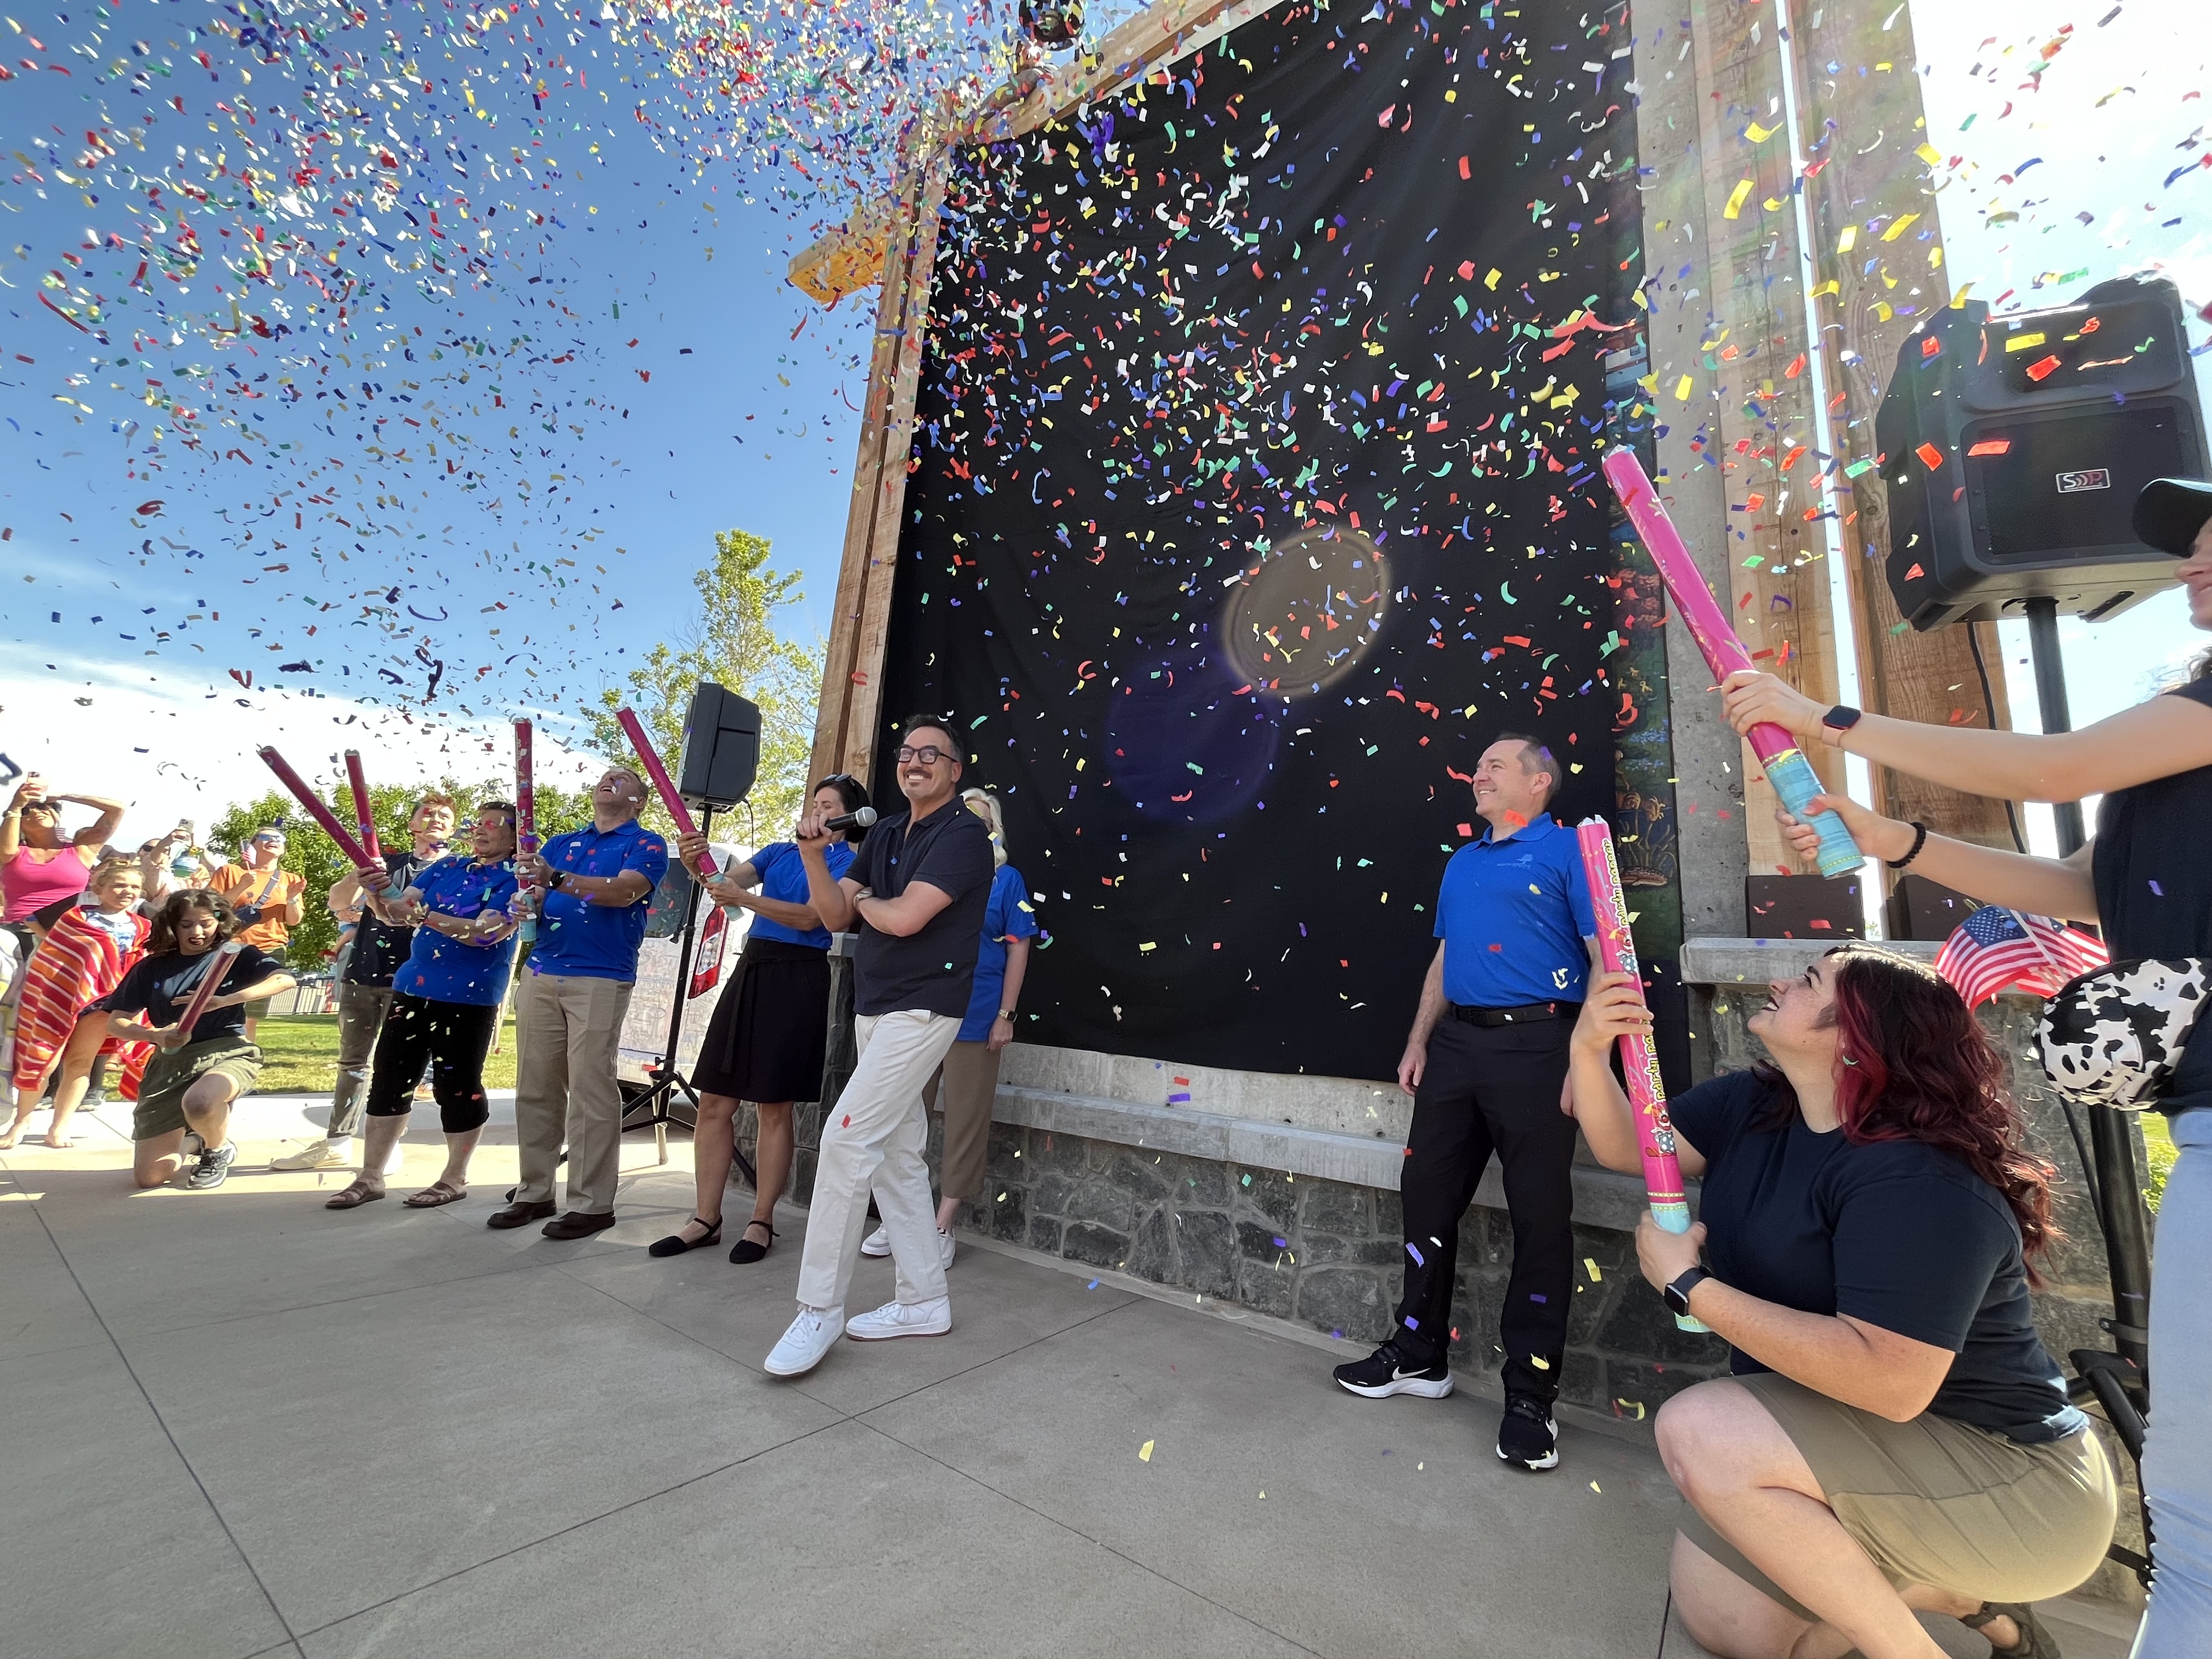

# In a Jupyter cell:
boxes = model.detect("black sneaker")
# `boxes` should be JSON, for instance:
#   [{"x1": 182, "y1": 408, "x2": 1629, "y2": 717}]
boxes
[
  {"x1": 186, "y1": 1140, "x2": 239, "y2": 1191},
  {"x1": 1497, "y1": 1392, "x2": 1559, "y2": 1471},
  {"x1": 1333, "y1": 1340, "x2": 1454, "y2": 1400}
]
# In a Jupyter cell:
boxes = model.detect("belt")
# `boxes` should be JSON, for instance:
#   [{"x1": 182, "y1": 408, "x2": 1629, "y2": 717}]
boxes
[{"x1": 1450, "y1": 1000, "x2": 1581, "y2": 1027}]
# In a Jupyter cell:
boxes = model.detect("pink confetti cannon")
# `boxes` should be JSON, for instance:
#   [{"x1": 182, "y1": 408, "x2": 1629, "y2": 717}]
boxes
[
  {"x1": 257, "y1": 747, "x2": 382, "y2": 874},
  {"x1": 342, "y1": 750, "x2": 382, "y2": 865},
  {"x1": 513, "y1": 720, "x2": 541, "y2": 943},
  {"x1": 612, "y1": 706, "x2": 717, "y2": 877},
  {"x1": 174, "y1": 940, "x2": 244, "y2": 1040},
  {"x1": 1600, "y1": 448, "x2": 1861, "y2": 878},
  {"x1": 1576, "y1": 816, "x2": 1708, "y2": 1334}
]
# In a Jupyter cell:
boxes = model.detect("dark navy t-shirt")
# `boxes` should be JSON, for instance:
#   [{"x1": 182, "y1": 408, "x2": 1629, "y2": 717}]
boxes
[
  {"x1": 851, "y1": 802, "x2": 996, "y2": 1019},
  {"x1": 1673, "y1": 1068, "x2": 2085, "y2": 1444}
]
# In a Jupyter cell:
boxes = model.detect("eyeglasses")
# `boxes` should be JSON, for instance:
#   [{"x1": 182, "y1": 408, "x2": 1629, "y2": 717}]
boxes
[{"x1": 894, "y1": 746, "x2": 949, "y2": 766}]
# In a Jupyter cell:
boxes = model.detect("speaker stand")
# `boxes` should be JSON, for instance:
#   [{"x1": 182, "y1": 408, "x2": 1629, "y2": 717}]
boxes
[
  {"x1": 619, "y1": 804, "x2": 759, "y2": 1189},
  {"x1": 2028, "y1": 595, "x2": 2155, "y2": 1587}
]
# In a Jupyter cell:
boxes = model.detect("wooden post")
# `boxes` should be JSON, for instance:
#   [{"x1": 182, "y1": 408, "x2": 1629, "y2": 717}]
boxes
[{"x1": 1788, "y1": 4, "x2": 2019, "y2": 861}]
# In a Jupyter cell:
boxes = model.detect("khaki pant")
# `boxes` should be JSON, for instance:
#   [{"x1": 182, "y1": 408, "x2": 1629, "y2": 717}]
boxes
[
  {"x1": 514, "y1": 971, "x2": 634, "y2": 1216},
  {"x1": 327, "y1": 981, "x2": 394, "y2": 1140},
  {"x1": 928, "y1": 1039, "x2": 1003, "y2": 1205},
  {"x1": 795, "y1": 1008, "x2": 961, "y2": 1313}
]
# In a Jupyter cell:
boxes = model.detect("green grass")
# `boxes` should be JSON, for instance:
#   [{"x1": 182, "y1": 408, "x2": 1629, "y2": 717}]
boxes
[
  {"x1": 2141, "y1": 1110, "x2": 2176, "y2": 1215},
  {"x1": 251, "y1": 1013, "x2": 522, "y2": 1096}
]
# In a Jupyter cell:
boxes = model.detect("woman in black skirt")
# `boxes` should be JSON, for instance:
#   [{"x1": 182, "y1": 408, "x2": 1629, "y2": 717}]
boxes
[{"x1": 659, "y1": 775, "x2": 868, "y2": 1263}]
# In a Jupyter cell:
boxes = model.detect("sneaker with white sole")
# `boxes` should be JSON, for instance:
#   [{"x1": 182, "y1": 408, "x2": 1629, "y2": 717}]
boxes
[
  {"x1": 844, "y1": 1295, "x2": 952, "y2": 1341},
  {"x1": 860, "y1": 1224, "x2": 892, "y2": 1257},
  {"x1": 1332, "y1": 1340, "x2": 1454, "y2": 1400},
  {"x1": 271, "y1": 1138, "x2": 347, "y2": 1172},
  {"x1": 764, "y1": 1305, "x2": 845, "y2": 1377},
  {"x1": 186, "y1": 1141, "x2": 240, "y2": 1191},
  {"x1": 938, "y1": 1227, "x2": 956, "y2": 1271},
  {"x1": 1496, "y1": 1392, "x2": 1560, "y2": 1471}
]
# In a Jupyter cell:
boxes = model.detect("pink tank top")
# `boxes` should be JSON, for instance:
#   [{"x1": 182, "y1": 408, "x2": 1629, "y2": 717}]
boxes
[{"x1": 2, "y1": 847, "x2": 92, "y2": 924}]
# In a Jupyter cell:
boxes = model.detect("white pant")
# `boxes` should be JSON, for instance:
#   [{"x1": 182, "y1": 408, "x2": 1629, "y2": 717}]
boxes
[{"x1": 795, "y1": 1008, "x2": 960, "y2": 1312}]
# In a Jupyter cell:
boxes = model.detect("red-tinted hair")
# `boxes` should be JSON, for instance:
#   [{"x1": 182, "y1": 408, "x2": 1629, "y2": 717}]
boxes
[{"x1": 1758, "y1": 945, "x2": 2061, "y2": 1276}]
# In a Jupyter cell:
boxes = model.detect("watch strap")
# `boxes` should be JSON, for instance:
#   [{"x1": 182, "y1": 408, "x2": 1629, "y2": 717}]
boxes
[{"x1": 1664, "y1": 1266, "x2": 1712, "y2": 1316}]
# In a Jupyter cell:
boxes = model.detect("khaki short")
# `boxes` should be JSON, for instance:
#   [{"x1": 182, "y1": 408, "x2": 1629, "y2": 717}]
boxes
[
  {"x1": 1678, "y1": 1372, "x2": 2117, "y2": 1616},
  {"x1": 133, "y1": 1039, "x2": 262, "y2": 1141}
]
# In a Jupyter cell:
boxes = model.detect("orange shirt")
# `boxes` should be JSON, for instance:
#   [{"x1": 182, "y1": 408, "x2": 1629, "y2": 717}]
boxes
[{"x1": 210, "y1": 861, "x2": 306, "y2": 953}]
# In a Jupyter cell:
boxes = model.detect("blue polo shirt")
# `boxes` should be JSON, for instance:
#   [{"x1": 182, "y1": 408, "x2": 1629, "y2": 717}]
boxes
[
  {"x1": 958, "y1": 863, "x2": 1041, "y2": 1042},
  {"x1": 1433, "y1": 812, "x2": 1598, "y2": 1007},
  {"x1": 531, "y1": 817, "x2": 670, "y2": 982},
  {"x1": 393, "y1": 856, "x2": 521, "y2": 1007},
  {"x1": 739, "y1": 839, "x2": 855, "y2": 951}
]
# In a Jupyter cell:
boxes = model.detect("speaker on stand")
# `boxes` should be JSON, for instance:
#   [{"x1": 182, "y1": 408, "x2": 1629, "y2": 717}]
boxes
[
  {"x1": 1875, "y1": 273, "x2": 2207, "y2": 1589},
  {"x1": 618, "y1": 684, "x2": 762, "y2": 1183}
]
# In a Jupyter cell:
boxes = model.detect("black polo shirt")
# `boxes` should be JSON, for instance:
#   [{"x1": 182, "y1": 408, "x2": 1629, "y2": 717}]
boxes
[{"x1": 851, "y1": 799, "x2": 996, "y2": 1018}]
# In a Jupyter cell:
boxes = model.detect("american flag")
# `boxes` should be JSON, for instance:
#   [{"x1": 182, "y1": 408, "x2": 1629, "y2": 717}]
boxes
[{"x1": 1934, "y1": 906, "x2": 2108, "y2": 1007}]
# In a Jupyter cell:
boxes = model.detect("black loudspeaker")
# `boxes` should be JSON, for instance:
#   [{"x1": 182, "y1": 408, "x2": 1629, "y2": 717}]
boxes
[
  {"x1": 674, "y1": 682, "x2": 760, "y2": 809},
  {"x1": 1875, "y1": 275, "x2": 2207, "y2": 629}
]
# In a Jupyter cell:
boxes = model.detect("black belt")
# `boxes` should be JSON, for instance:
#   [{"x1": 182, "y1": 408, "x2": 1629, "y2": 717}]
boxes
[{"x1": 1450, "y1": 1000, "x2": 1581, "y2": 1027}]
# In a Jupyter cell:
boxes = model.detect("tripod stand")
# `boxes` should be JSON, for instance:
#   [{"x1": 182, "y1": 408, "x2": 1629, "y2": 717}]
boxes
[
  {"x1": 2025, "y1": 597, "x2": 2155, "y2": 1589},
  {"x1": 619, "y1": 803, "x2": 759, "y2": 1189}
]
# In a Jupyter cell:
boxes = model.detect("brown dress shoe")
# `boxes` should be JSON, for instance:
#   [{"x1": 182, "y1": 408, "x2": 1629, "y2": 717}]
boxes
[
  {"x1": 541, "y1": 1210, "x2": 617, "y2": 1240},
  {"x1": 486, "y1": 1200, "x2": 558, "y2": 1230}
]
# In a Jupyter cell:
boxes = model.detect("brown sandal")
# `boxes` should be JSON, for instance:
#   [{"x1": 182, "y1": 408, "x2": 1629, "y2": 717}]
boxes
[
  {"x1": 325, "y1": 1181, "x2": 385, "y2": 1210},
  {"x1": 404, "y1": 1181, "x2": 468, "y2": 1209}
]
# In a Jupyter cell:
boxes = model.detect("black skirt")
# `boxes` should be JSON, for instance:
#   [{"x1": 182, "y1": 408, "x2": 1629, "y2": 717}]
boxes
[{"x1": 692, "y1": 936, "x2": 833, "y2": 1104}]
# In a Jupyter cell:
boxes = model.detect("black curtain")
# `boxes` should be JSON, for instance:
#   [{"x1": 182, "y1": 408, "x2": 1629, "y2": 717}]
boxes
[{"x1": 878, "y1": 0, "x2": 1642, "y2": 1080}]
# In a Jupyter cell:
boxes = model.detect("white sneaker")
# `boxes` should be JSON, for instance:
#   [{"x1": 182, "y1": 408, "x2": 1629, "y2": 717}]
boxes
[
  {"x1": 860, "y1": 1224, "x2": 891, "y2": 1257},
  {"x1": 938, "y1": 1227, "x2": 957, "y2": 1271},
  {"x1": 844, "y1": 1295, "x2": 952, "y2": 1341},
  {"x1": 271, "y1": 1138, "x2": 346, "y2": 1171},
  {"x1": 764, "y1": 1305, "x2": 845, "y2": 1377}
]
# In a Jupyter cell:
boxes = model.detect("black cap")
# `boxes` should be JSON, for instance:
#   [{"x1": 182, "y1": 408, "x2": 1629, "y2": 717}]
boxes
[{"x1": 2133, "y1": 477, "x2": 2212, "y2": 556}]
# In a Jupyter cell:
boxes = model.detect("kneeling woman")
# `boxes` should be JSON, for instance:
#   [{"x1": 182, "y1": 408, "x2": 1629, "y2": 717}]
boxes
[
  {"x1": 1570, "y1": 946, "x2": 2114, "y2": 1659},
  {"x1": 99, "y1": 890, "x2": 296, "y2": 1190},
  {"x1": 325, "y1": 802, "x2": 520, "y2": 1211}
]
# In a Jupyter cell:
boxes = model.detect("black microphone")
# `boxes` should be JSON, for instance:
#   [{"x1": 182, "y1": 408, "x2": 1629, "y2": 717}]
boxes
[{"x1": 824, "y1": 806, "x2": 877, "y2": 832}]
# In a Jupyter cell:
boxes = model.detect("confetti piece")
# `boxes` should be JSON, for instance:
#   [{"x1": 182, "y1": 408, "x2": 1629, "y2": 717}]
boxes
[{"x1": 1139, "y1": 1440, "x2": 1154, "y2": 1462}]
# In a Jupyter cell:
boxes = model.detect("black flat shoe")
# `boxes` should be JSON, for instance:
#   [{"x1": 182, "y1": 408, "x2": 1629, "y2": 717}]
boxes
[
  {"x1": 648, "y1": 1217, "x2": 723, "y2": 1258},
  {"x1": 729, "y1": 1220, "x2": 776, "y2": 1265}
]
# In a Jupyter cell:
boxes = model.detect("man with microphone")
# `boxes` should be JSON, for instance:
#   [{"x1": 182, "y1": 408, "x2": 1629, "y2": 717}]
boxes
[
  {"x1": 1333, "y1": 734, "x2": 1598, "y2": 1474},
  {"x1": 762, "y1": 715, "x2": 996, "y2": 1378}
]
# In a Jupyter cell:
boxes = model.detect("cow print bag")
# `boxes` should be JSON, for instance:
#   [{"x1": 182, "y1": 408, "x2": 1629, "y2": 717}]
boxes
[{"x1": 2038, "y1": 958, "x2": 2210, "y2": 1110}]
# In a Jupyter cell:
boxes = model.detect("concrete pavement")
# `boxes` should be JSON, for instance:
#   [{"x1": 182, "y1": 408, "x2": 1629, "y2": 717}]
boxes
[{"x1": 0, "y1": 1090, "x2": 2141, "y2": 1658}]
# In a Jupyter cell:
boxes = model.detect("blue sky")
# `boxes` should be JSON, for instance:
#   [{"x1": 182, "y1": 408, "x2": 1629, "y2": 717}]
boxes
[{"x1": 0, "y1": 0, "x2": 2205, "y2": 857}]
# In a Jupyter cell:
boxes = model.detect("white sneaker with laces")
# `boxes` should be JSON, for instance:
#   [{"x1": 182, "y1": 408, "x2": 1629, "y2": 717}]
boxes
[
  {"x1": 844, "y1": 1295, "x2": 952, "y2": 1341},
  {"x1": 938, "y1": 1228, "x2": 956, "y2": 1271},
  {"x1": 860, "y1": 1224, "x2": 891, "y2": 1257},
  {"x1": 271, "y1": 1138, "x2": 346, "y2": 1172},
  {"x1": 764, "y1": 1305, "x2": 845, "y2": 1377}
]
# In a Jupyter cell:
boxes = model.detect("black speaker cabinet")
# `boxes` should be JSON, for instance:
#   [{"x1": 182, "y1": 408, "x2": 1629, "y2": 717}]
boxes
[
  {"x1": 1875, "y1": 275, "x2": 2207, "y2": 629},
  {"x1": 675, "y1": 682, "x2": 760, "y2": 810}
]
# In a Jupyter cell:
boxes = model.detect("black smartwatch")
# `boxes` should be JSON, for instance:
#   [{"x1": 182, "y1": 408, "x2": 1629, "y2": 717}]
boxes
[
  {"x1": 1663, "y1": 1266, "x2": 1713, "y2": 1319},
  {"x1": 549, "y1": 869, "x2": 569, "y2": 891},
  {"x1": 1821, "y1": 704, "x2": 1863, "y2": 740}
]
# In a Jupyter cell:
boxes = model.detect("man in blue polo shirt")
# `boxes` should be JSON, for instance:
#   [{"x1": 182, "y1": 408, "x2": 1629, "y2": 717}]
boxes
[
  {"x1": 1334, "y1": 733, "x2": 1598, "y2": 1475},
  {"x1": 489, "y1": 766, "x2": 669, "y2": 1239}
]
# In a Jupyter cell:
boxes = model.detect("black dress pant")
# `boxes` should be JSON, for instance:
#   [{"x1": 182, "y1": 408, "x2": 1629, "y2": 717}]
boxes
[
  {"x1": 1392, "y1": 1014, "x2": 1578, "y2": 1401},
  {"x1": 362, "y1": 993, "x2": 498, "y2": 1133}
]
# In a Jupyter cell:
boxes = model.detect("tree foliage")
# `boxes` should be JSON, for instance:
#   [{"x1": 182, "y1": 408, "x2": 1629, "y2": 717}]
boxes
[
  {"x1": 585, "y1": 528, "x2": 822, "y2": 844},
  {"x1": 205, "y1": 776, "x2": 592, "y2": 969}
]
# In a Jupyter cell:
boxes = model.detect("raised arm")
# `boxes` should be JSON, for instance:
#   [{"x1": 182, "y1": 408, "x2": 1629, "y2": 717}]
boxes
[
  {"x1": 55, "y1": 791, "x2": 127, "y2": 852},
  {"x1": 1723, "y1": 669, "x2": 2212, "y2": 803},
  {"x1": 1779, "y1": 794, "x2": 2100, "y2": 923},
  {"x1": 1565, "y1": 974, "x2": 1708, "y2": 1178}
]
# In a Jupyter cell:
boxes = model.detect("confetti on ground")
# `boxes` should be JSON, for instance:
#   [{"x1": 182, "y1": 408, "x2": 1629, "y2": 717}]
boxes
[{"x1": 1138, "y1": 1438, "x2": 1155, "y2": 1463}]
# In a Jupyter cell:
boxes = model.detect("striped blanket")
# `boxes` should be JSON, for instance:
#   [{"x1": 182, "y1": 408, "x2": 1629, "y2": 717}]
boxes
[{"x1": 10, "y1": 907, "x2": 151, "y2": 1093}]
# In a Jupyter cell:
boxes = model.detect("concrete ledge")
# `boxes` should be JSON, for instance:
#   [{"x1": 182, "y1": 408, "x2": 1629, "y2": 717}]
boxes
[
  {"x1": 995, "y1": 1082, "x2": 1658, "y2": 1231},
  {"x1": 1682, "y1": 934, "x2": 1940, "y2": 985}
]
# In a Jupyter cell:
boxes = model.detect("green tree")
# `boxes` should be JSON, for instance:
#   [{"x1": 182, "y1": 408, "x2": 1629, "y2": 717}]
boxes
[
  {"x1": 586, "y1": 528, "x2": 823, "y2": 844},
  {"x1": 205, "y1": 776, "x2": 596, "y2": 968}
]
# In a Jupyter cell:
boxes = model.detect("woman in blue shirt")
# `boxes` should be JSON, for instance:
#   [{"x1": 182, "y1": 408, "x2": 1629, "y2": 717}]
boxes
[
  {"x1": 659, "y1": 775, "x2": 868, "y2": 1265},
  {"x1": 324, "y1": 803, "x2": 521, "y2": 1212},
  {"x1": 862, "y1": 788, "x2": 1037, "y2": 1268}
]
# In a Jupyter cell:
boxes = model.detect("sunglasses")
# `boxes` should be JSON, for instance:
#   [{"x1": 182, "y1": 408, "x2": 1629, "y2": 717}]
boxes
[{"x1": 253, "y1": 834, "x2": 287, "y2": 846}]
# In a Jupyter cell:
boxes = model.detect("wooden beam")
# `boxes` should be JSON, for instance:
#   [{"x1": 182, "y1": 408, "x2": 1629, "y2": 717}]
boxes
[
  {"x1": 1790, "y1": 5, "x2": 2019, "y2": 860},
  {"x1": 807, "y1": 152, "x2": 954, "y2": 786}
]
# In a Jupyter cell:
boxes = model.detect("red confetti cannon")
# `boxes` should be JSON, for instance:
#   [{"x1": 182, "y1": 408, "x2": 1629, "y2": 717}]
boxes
[
  {"x1": 1575, "y1": 816, "x2": 1708, "y2": 1334},
  {"x1": 256, "y1": 747, "x2": 381, "y2": 872},
  {"x1": 174, "y1": 940, "x2": 244, "y2": 1040},
  {"x1": 613, "y1": 706, "x2": 716, "y2": 877},
  {"x1": 513, "y1": 720, "x2": 541, "y2": 943},
  {"x1": 342, "y1": 749, "x2": 382, "y2": 865}
]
